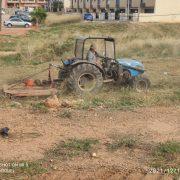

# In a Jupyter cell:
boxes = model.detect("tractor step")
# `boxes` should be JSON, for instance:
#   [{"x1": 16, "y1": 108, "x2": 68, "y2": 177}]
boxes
[{"x1": 103, "y1": 79, "x2": 114, "y2": 83}]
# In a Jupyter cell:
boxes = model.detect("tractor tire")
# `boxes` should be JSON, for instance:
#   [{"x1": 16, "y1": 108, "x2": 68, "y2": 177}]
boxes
[
  {"x1": 67, "y1": 64, "x2": 103, "y2": 94},
  {"x1": 133, "y1": 76, "x2": 151, "y2": 92}
]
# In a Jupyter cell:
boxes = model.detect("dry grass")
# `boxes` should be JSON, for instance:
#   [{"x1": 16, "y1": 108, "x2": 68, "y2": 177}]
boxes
[
  {"x1": 45, "y1": 13, "x2": 81, "y2": 26},
  {"x1": 0, "y1": 14, "x2": 180, "y2": 107}
]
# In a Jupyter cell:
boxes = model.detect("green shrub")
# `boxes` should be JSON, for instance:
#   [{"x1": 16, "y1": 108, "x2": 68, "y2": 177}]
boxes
[{"x1": 31, "y1": 8, "x2": 47, "y2": 25}]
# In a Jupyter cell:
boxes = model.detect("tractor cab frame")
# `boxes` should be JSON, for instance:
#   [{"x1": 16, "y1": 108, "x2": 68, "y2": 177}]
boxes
[{"x1": 74, "y1": 37, "x2": 116, "y2": 61}]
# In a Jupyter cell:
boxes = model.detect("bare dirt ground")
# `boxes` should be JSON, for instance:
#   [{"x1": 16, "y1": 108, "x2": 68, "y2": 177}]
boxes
[
  {"x1": 0, "y1": 106, "x2": 179, "y2": 179},
  {"x1": 0, "y1": 27, "x2": 36, "y2": 36}
]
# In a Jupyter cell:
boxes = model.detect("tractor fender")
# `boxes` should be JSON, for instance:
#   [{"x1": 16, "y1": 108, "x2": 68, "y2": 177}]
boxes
[{"x1": 71, "y1": 61, "x2": 105, "y2": 76}]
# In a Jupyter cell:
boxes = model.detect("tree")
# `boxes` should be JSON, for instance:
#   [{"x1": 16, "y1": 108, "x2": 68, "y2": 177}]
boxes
[{"x1": 31, "y1": 8, "x2": 47, "y2": 26}]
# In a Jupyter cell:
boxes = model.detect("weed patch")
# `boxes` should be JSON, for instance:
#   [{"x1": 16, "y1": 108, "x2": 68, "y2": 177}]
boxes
[
  {"x1": 0, "y1": 54, "x2": 21, "y2": 65},
  {"x1": 107, "y1": 135, "x2": 137, "y2": 151},
  {"x1": 0, "y1": 38, "x2": 17, "y2": 51},
  {"x1": 32, "y1": 102, "x2": 49, "y2": 113},
  {"x1": 151, "y1": 141, "x2": 180, "y2": 168},
  {"x1": 46, "y1": 138, "x2": 99, "y2": 160}
]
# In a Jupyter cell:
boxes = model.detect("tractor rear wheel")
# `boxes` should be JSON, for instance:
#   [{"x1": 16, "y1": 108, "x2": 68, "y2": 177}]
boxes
[{"x1": 67, "y1": 64, "x2": 103, "y2": 94}]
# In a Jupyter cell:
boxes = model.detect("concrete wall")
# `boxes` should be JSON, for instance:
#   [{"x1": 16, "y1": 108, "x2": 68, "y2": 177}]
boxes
[{"x1": 139, "y1": 0, "x2": 180, "y2": 22}]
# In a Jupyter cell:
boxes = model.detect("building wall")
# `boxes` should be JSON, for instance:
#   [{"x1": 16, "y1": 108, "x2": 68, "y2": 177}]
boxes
[
  {"x1": 155, "y1": 0, "x2": 180, "y2": 14},
  {"x1": 72, "y1": 0, "x2": 78, "y2": 8},
  {"x1": 139, "y1": 0, "x2": 180, "y2": 22},
  {"x1": 63, "y1": 0, "x2": 72, "y2": 12},
  {"x1": 63, "y1": 0, "x2": 72, "y2": 9},
  {"x1": 72, "y1": 0, "x2": 156, "y2": 11},
  {"x1": 79, "y1": 0, "x2": 84, "y2": 9},
  {"x1": 84, "y1": 0, "x2": 91, "y2": 9},
  {"x1": 99, "y1": 0, "x2": 106, "y2": 9},
  {"x1": 143, "y1": 0, "x2": 155, "y2": 7},
  {"x1": 131, "y1": 0, "x2": 141, "y2": 8},
  {"x1": 107, "y1": 0, "x2": 116, "y2": 9},
  {"x1": 92, "y1": 0, "x2": 98, "y2": 9},
  {"x1": 2, "y1": 0, "x2": 8, "y2": 8},
  {"x1": 119, "y1": 0, "x2": 127, "y2": 8}
]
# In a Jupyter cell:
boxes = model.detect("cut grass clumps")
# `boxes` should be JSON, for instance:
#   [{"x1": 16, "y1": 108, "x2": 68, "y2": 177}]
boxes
[
  {"x1": 59, "y1": 110, "x2": 72, "y2": 119},
  {"x1": 46, "y1": 138, "x2": 99, "y2": 160},
  {"x1": 32, "y1": 102, "x2": 49, "y2": 113},
  {"x1": 107, "y1": 135, "x2": 137, "y2": 151},
  {"x1": 151, "y1": 141, "x2": 180, "y2": 168}
]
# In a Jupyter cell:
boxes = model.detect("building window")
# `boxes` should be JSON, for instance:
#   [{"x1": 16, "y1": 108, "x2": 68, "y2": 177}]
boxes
[{"x1": 144, "y1": 8, "x2": 154, "y2": 13}]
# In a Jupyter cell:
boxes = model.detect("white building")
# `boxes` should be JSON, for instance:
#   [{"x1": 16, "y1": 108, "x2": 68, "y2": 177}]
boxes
[
  {"x1": 63, "y1": 0, "x2": 72, "y2": 12},
  {"x1": 139, "y1": 0, "x2": 180, "y2": 22}
]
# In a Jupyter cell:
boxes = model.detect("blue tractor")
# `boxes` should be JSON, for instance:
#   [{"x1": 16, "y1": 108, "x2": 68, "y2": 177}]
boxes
[{"x1": 57, "y1": 37, "x2": 150, "y2": 94}]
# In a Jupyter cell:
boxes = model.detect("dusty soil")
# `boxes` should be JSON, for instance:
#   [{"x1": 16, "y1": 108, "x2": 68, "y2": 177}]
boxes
[
  {"x1": 0, "y1": 106, "x2": 179, "y2": 179},
  {"x1": 0, "y1": 27, "x2": 37, "y2": 36}
]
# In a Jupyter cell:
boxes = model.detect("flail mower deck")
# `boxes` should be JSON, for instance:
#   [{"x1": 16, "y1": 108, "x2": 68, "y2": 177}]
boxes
[{"x1": 3, "y1": 65, "x2": 59, "y2": 97}]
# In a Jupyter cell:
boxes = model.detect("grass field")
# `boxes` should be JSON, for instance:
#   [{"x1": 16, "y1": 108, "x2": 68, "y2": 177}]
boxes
[
  {"x1": 0, "y1": 14, "x2": 180, "y2": 108},
  {"x1": 0, "y1": 14, "x2": 179, "y2": 179}
]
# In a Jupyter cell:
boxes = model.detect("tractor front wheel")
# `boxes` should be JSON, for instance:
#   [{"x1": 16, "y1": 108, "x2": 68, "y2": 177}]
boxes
[
  {"x1": 133, "y1": 76, "x2": 151, "y2": 92},
  {"x1": 67, "y1": 64, "x2": 103, "y2": 94}
]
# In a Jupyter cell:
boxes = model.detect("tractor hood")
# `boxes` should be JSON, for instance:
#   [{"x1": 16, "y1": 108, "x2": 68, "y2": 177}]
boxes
[{"x1": 117, "y1": 59, "x2": 144, "y2": 71}]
